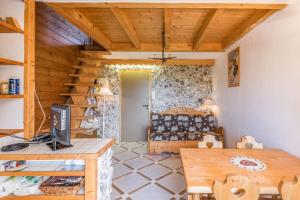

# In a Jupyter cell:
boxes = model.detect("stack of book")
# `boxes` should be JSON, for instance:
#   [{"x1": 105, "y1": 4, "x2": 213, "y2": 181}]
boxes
[{"x1": 0, "y1": 160, "x2": 27, "y2": 171}]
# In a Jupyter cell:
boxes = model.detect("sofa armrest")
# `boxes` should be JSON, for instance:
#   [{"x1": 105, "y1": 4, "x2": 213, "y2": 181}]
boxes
[
  {"x1": 215, "y1": 127, "x2": 224, "y2": 136},
  {"x1": 147, "y1": 127, "x2": 151, "y2": 141}
]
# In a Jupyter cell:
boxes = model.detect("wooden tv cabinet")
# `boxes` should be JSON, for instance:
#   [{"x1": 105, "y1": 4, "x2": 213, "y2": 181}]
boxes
[{"x1": 0, "y1": 138, "x2": 115, "y2": 200}]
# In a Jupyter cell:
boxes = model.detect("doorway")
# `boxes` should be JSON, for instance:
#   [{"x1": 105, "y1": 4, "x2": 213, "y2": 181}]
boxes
[{"x1": 121, "y1": 71, "x2": 150, "y2": 142}]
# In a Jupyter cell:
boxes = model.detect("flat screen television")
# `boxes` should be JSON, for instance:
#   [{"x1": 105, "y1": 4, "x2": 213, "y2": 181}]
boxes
[{"x1": 48, "y1": 104, "x2": 72, "y2": 151}]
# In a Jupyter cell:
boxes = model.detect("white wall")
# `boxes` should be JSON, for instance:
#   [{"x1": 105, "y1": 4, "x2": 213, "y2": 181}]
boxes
[
  {"x1": 213, "y1": 0, "x2": 300, "y2": 157},
  {"x1": 0, "y1": 0, "x2": 24, "y2": 129}
]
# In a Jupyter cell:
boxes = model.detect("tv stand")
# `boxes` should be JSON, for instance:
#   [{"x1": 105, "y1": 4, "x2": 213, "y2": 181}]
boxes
[
  {"x1": 46, "y1": 140, "x2": 73, "y2": 151},
  {"x1": 0, "y1": 138, "x2": 115, "y2": 200}
]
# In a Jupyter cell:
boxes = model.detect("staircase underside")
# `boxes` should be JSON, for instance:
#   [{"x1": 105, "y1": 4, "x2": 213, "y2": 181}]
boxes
[{"x1": 64, "y1": 50, "x2": 111, "y2": 138}]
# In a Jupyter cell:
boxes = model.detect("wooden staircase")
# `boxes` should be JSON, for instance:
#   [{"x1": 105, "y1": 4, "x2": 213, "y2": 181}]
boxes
[{"x1": 62, "y1": 50, "x2": 111, "y2": 138}]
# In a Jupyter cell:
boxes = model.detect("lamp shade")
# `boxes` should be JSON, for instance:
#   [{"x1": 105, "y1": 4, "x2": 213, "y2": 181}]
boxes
[{"x1": 99, "y1": 80, "x2": 113, "y2": 96}]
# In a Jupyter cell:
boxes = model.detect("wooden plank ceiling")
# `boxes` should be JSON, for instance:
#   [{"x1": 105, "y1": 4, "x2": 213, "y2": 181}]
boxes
[{"x1": 47, "y1": 3, "x2": 286, "y2": 52}]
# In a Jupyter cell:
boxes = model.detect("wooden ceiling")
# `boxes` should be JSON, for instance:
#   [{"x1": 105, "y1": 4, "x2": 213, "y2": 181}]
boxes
[{"x1": 47, "y1": 3, "x2": 286, "y2": 52}]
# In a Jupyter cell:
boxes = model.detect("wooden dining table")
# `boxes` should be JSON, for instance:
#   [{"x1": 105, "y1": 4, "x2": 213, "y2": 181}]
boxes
[{"x1": 180, "y1": 148, "x2": 300, "y2": 199}]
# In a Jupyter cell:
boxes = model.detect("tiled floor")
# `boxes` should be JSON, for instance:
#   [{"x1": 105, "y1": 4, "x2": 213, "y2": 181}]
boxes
[{"x1": 112, "y1": 142, "x2": 187, "y2": 200}]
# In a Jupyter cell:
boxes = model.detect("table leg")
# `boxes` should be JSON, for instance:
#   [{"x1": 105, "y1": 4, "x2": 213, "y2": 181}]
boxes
[
  {"x1": 188, "y1": 194, "x2": 201, "y2": 200},
  {"x1": 85, "y1": 159, "x2": 98, "y2": 200}
]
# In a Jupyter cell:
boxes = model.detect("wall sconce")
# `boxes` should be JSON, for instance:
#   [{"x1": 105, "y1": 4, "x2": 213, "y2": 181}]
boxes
[{"x1": 200, "y1": 98, "x2": 213, "y2": 113}]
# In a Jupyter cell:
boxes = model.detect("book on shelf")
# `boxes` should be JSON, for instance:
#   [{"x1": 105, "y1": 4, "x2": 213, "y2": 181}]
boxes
[{"x1": 0, "y1": 160, "x2": 27, "y2": 171}]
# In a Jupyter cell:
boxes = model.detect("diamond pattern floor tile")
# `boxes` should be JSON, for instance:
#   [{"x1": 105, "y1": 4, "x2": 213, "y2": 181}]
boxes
[
  {"x1": 112, "y1": 186, "x2": 122, "y2": 199},
  {"x1": 144, "y1": 153, "x2": 171, "y2": 161},
  {"x1": 157, "y1": 173, "x2": 186, "y2": 194},
  {"x1": 130, "y1": 183, "x2": 173, "y2": 200},
  {"x1": 139, "y1": 163, "x2": 172, "y2": 180},
  {"x1": 114, "y1": 172, "x2": 149, "y2": 194},
  {"x1": 113, "y1": 151, "x2": 139, "y2": 162},
  {"x1": 113, "y1": 163, "x2": 133, "y2": 179},
  {"x1": 121, "y1": 142, "x2": 144, "y2": 149},
  {"x1": 112, "y1": 142, "x2": 186, "y2": 200},
  {"x1": 112, "y1": 145, "x2": 127, "y2": 154},
  {"x1": 112, "y1": 158, "x2": 119, "y2": 166},
  {"x1": 160, "y1": 156, "x2": 182, "y2": 170},
  {"x1": 132, "y1": 146, "x2": 148, "y2": 155},
  {"x1": 125, "y1": 157, "x2": 153, "y2": 170}
]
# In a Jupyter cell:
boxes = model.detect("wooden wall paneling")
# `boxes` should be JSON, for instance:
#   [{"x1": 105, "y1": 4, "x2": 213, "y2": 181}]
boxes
[
  {"x1": 24, "y1": 0, "x2": 35, "y2": 139},
  {"x1": 35, "y1": 2, "x2": 89, "y2": 131},
  {"x1": 36, "y1": 8, "x2": 88, "y2": 44},
  {"x1": 47, "y1": 4, "x2": 112, "y2": 50}
]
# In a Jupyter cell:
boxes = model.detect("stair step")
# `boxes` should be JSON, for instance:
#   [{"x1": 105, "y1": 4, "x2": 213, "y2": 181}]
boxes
[
  {"x1": 64, "y1": 83, "x2": 98, "y2": 87},
  {"x1": 78, "y1": 58, "x2": 108, "y2": 62},
  {"x1": 73, "y1": 131, "x2": 98, "y2": 138},
  {"x1": 84, "y1": 44, "x2": 106, "y2": 51},
  {"x1": 41, "y1": 128, "x2": 97, "y2": 137},
  {"x1": 69, "y1": 74, "x2": 97, "y2": 78},
  {"x1": 71, "y1": 128, "x2": 98, "y2": 134},
  {"x1": 71, "y1": 116, "x2": 95, "y2": 120},
  {"x1": 81, "y1": 51, "x2": 111, "y2": 58},
  {"x1": 72, "y1": 65, "x2": 102, "y2": 69},
  {"x1": 60, "y1": 93, "x2": 101, "y2": 97},
  {"x1": 63, "y1": 104, "x2": 97, "y2": 108}
]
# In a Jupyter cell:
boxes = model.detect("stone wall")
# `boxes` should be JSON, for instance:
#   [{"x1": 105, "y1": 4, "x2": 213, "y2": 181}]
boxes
[{"x1": 82, "y1": 65, "x2": 212, "y2": 141}]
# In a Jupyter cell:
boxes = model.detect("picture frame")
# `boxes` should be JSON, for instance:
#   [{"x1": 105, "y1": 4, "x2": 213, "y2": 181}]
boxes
[{"x1": 228, "y1": 47, "x2": 240, "y2": 87}]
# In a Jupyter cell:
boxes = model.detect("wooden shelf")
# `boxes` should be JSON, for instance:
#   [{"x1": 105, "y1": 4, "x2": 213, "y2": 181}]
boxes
[
  {"x1": 0, "y1": 129, "x2": 23, "y2": 137},
  {"x1": 0, "y1": 170, "x2": 84, "y2": 177},
  {"x1": 0, "y1": 94, "x2": 24, "y2": 99},
  {"x1": 0, "y1": 57, "x2": 24, "y2": 66},
  {"x1": 0, "y1": 18, "x2": 23, "y2": 34},
  {"x1": 1, "y1": 195, "x2": 84, "y2": 200}
]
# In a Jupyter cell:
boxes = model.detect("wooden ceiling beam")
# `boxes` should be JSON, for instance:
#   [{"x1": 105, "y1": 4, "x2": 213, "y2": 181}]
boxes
[
  {"x1": 111, "y1": 42, "x2": 224, "y2": 52},
  {"x1": 222, "y1": 9, "x2": 276, "y2": 48},
  {"x1": 193, "y1": 9, "x2": 223, "y2": 51},
  {"x1": 111, "y1": 8, "x2": 141, "y2": 49},
  {"x1": 99, "y1": 59, "x2": 215, "y2": 66},
  {"x1": 49, "y1": 3, "x2": 286, "y2": 10},
  {"x1": 48, "y1": 5, "x2": 112, "y2": 50},
  {"x1": 164, "y1": 8, "x2": 172, "y2": 51}
]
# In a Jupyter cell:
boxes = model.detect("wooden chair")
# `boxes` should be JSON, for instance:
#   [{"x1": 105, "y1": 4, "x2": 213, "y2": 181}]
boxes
[
  {"x1": 213, "y1": 174, "x2": 260, "y2": 200},
  {"x1": 237, "y1": 136, "x2": 263, "y2": 149},
  {"x1": 198, "y1": 134, "x2": 223, "y2": 149},
  {"x1": 279, "y1": 176, "x2": 300, "y2": 200}
]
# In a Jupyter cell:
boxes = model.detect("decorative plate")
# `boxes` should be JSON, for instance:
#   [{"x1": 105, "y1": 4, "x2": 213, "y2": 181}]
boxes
[{"x1": 230, "y1": 156, "x2": 267, "y2": 172}]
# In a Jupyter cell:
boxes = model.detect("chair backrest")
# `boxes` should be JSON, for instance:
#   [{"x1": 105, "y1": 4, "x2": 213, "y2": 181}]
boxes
[
  {"x1": 198, "y1": 134, "x2": 223, "y2": 149},
  {"x1": 236, "y1": 136, "x2": 263, "y2": 149},
  {"x1": 213, "y1": 174, "x2": 260, "y2": 200},
  {"x1": 280, "y1": 176, "x2": 300, "y2": 200}
]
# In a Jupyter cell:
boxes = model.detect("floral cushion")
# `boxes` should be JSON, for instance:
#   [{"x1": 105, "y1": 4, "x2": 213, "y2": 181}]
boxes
[
  {"x1": 150, "y1": 131, "x2": 203, "y2": 141},
  {"x1": 151, "y1": 113, "x2": 215, "y2": 133}
]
